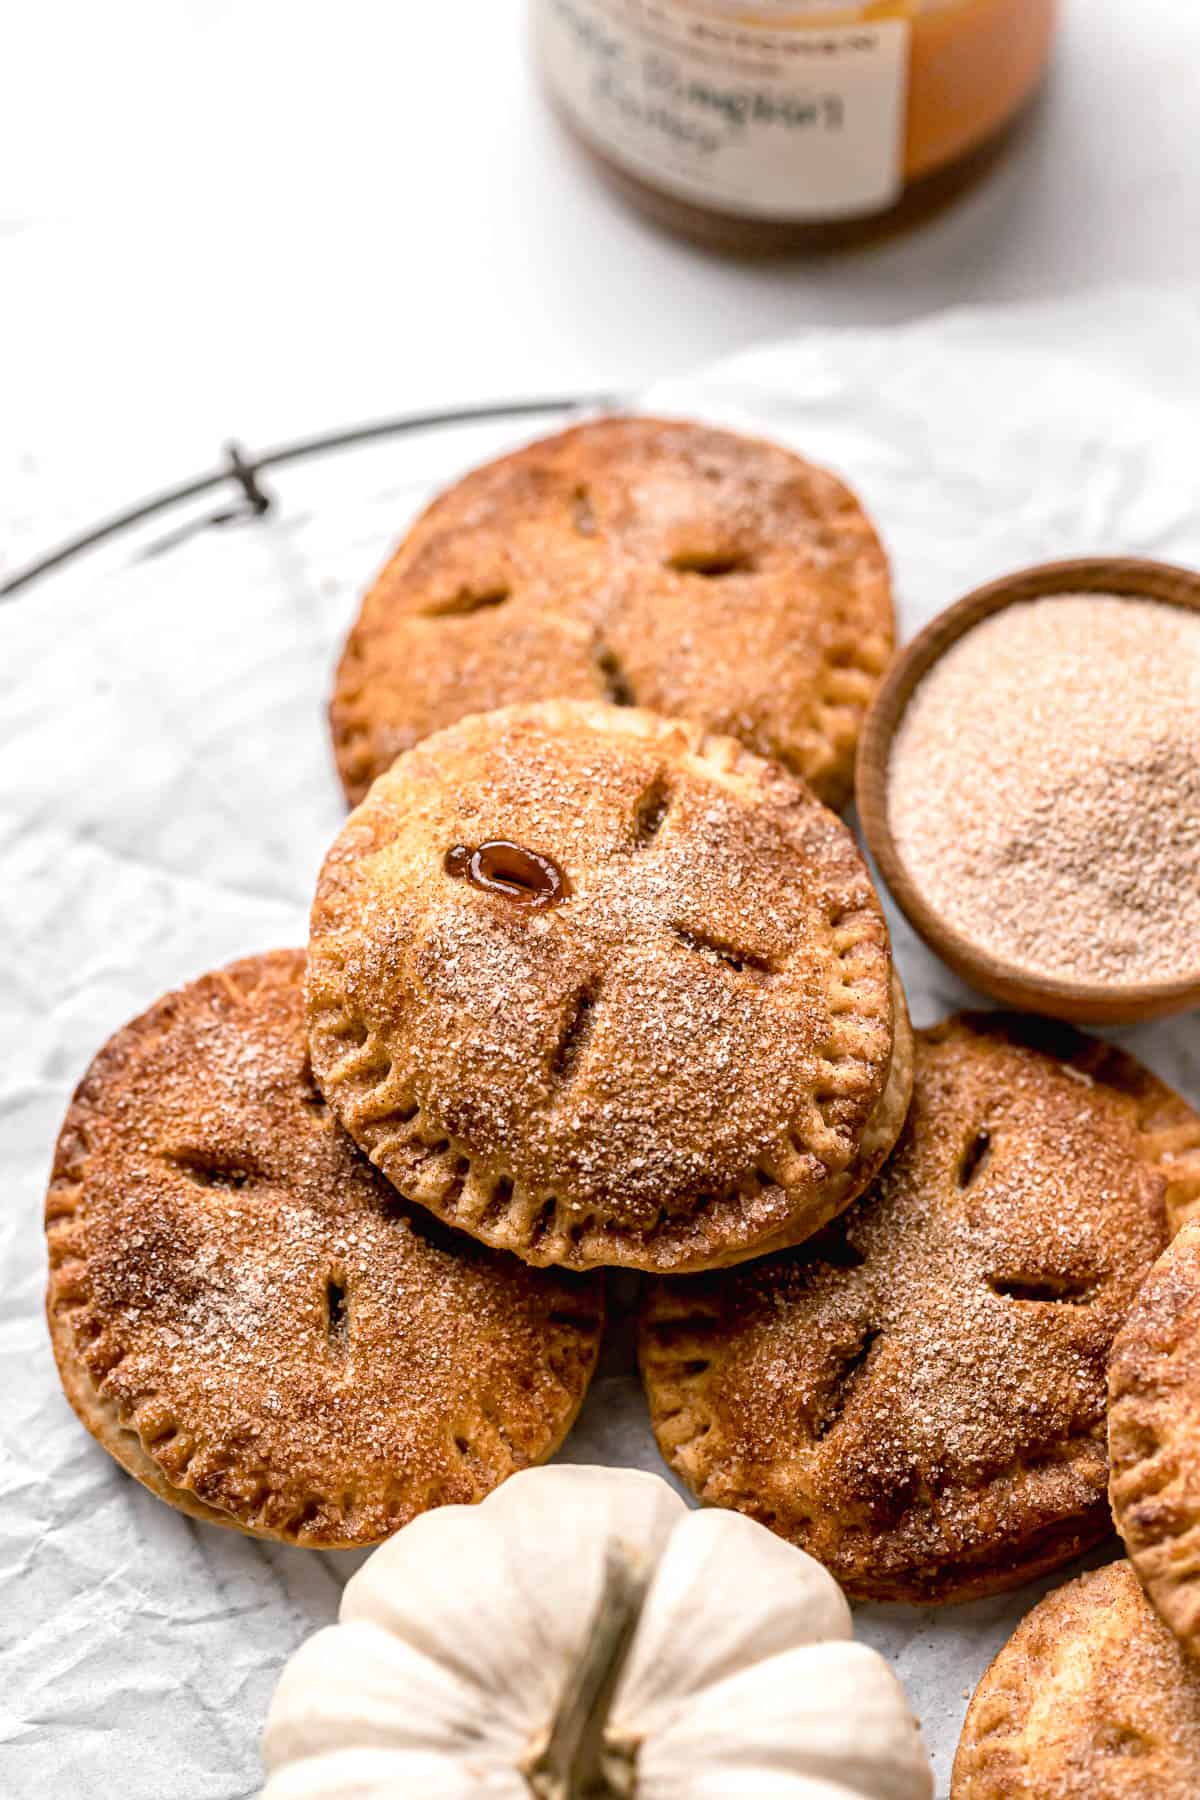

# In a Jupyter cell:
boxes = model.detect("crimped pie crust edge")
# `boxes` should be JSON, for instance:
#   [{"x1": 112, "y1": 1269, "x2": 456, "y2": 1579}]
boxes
[
  {"x1": 1109, "y1": 1215, "x2": 1200, "y2": 1665},
  {"x1": 330, "y1": 414, "x2": 894, "y2": 812},
  {"x1": 308, "y1": 700, "x2": 906, "y2": 1274},
  {"x1": 45, "y1": 949, "x2": 604, "y2": 1547},
  {"x1": 640, "y1": 1013, "x2": 1190, "y2": 1599},
  {"x1": 951, "y1": 1561, "x2": 1200, "y2": 1798}
]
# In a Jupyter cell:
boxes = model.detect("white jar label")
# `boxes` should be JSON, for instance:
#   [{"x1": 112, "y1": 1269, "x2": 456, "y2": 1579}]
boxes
[{"x1": 536, "y1": 0, "x2": 910, "y2": 222}]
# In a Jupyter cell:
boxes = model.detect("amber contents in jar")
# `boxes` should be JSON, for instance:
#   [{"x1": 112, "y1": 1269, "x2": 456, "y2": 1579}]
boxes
[
  {"x1": 907, "y1": 0, "x2": 1055, "y2": 182},
  {"x1": 444, "y1": 841, "x2": 572, "y2": 909},
  {"x1": 535, "y1": 0, "x2": 1058, "y2": 253}
]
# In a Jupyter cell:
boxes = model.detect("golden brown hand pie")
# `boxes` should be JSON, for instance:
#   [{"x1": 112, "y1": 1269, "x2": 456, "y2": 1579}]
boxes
[
  {"x1": 1110, "y1": 1215, "x2": 1200, "y2": 1666},
  {"x1": 45, "y1": 950, "x2": 603, "y2": 1547},
  {"x1": 952, "y1": 1561, "x2": 1200, "y2": 1799},
  {"x1": 330, "y1": 415, "x2": 893, "y2": 811},
  {"x1": 641, "y1": 1014, "x2": 1194, "y2": 1601},
  {"x1": 307, "y1": 701, "x2": 912, "y2": 1274}
]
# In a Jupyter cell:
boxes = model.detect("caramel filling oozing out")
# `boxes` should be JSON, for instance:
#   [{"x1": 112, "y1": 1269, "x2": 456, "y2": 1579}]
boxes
[{"x1": 444, "y1": 841, "x2": 572, "y2": 910}]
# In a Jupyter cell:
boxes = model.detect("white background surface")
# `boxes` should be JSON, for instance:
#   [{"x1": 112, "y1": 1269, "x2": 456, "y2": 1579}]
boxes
[
  {"x1": 3, "y1": 0, "x2": 1200, "y2": 576},
  {"x1": 3, "y1": 289, "x2": 1200, "y2": 1800},
  {"x1": 3, "y1": 5, "x2": 1200, "y2": 1799}
]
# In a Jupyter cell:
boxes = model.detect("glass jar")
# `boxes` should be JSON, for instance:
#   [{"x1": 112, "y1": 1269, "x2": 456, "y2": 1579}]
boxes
[{"x1": 534, "y1": 0, "x2": 1058, "y2": 251}]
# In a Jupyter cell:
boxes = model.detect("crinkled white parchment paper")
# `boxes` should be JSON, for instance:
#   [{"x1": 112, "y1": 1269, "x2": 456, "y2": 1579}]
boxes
[{"x1": 3, "y1": 288, "x2": 1199, "y2": 1799}]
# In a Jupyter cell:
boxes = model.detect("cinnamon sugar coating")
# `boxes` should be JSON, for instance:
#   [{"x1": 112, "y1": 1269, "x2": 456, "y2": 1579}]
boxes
[
  {"x1": 890, "y1": 594, "x2": 1200, "y2": 986},
  {"x1": 952, "y1": 1562, "x2": 1200, "y2": 1798},
  {"x1": 641, "y1": 1014, "x2": 1191, "y2": 1601},
  {"x1": 331, "y1": 415, "x2": 894, "y2": 811},
  {"x1": 45, "y1": 951, "x2": 603, "y2": 1547},
  {"x1": 307, "y1": 701, "x2": 910, "y2": 1274},
  {"x1": 1109, "y1": 1216, "x2": 1200, "y2": 1665}
]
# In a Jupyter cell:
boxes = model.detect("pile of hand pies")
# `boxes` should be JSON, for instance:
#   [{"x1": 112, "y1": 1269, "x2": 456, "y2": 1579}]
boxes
[{"x1": 45, "y1": 418, "x2": 1200, "y2": 1794}]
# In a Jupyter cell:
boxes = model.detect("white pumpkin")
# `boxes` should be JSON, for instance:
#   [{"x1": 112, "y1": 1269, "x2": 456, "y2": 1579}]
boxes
[{"x1": 262, "y1": 1464, "x2": 932, "y2": 1799}]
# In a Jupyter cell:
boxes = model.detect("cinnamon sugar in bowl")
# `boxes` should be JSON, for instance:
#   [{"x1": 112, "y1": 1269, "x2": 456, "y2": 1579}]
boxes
[{"x1": 856, "y1": 559, "x2": 1200, "y2": 1025}]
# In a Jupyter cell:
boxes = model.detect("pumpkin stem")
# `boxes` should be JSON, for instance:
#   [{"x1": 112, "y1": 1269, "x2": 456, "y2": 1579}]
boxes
[{"x1": 523, "y1": 1546, "x2": 646, "y2": 1799}]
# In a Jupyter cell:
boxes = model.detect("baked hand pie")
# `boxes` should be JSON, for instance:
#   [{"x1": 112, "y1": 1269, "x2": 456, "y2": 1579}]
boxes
[
  {"x1": 330, "y1": 415, "x2": 893, "y2": 812},
  {"x1": 307, "y1": 701, "x2": 912, "y2": 1275},
  {"x1": 641, "y1": 1014, "x2": 1193, "y2": 1601},
  {"x1": 1109, "y1": 1215, "x2": 1200, "y2": 1666},
  {"x1": 45, "y1": 951, "x2": 603, "y2": 1547},
  {"x1": 952, "y1": 1561, "x2": 1200, "y2": 1798}
]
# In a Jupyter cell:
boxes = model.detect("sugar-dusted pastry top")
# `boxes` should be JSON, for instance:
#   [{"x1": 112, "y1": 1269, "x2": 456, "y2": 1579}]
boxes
[
  {"x1": 1110, "y1": 1215, "x2": 1200, "y2": 1666},
  {"x1": 307, "y1": 701, "x2": 909, "y2": 1273},
  {"x1": 642, "y1": 1014, "x2": 1193, "y2": 1600},
  {"x1": 952, "y1": 1561, "x2": 1200, "y2": 1798},
  {"x1": 331, "y1": 414, "x2": 893, "y2": 811},
  {"x1": 45, "y1": 950, "x2": 603, "y2": 1547}
]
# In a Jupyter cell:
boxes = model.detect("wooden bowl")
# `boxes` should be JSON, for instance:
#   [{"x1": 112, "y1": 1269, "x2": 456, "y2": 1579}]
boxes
[{"x1": 855, "y1": 556, "x2": 1200, "y2": 1026}]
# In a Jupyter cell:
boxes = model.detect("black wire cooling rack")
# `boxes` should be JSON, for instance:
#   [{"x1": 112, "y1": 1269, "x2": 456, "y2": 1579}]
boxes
[{"x1": 0, "y1": 394, "x2": 619, "y2": 600}]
